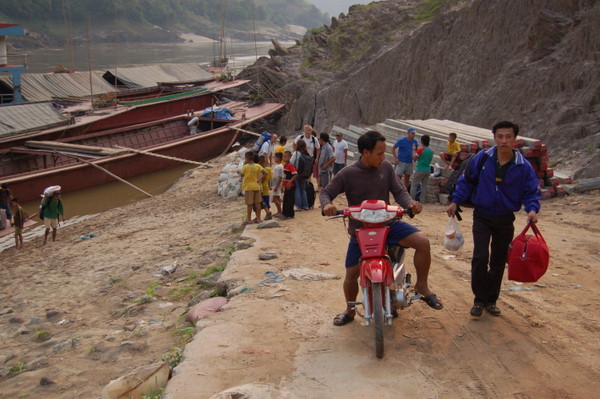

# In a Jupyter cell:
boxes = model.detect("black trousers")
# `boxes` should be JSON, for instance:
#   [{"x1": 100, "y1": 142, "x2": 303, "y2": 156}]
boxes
[
  {"x1": 282, "y1": 185, "x2": 296, "y2": 218},
  {"x1": 471, "y1": 210, "x2": 515, "y2": 305}
]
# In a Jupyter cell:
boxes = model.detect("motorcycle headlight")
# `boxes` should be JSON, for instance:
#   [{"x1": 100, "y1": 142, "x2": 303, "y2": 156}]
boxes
[{"x1": 350, "y1": 209, "x2": 397, "y2": 223}]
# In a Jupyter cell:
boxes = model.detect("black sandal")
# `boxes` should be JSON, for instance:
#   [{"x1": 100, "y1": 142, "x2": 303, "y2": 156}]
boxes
[
  {"x1": 333, "y1": 313, "x2": 355, "y2": 326},
  {"x1": 420, "y1": 294, "x2": 444, "y2": 310}
]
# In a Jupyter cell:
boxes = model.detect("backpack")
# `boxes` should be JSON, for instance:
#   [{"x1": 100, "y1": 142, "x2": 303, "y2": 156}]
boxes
[
  {"x1": 38, "y1": 200, "x2": 47, "y2": 220},
  {"x1": 38, "y1": 196, "x2": 58, "y2": 220},
  {"x1": 445, "y1": 152, "x2": 489, "y2": 213},
  {"x1": 297, "y1": 152, "x2": 314, "y2": 179},
  {"x1": 252, "y1": 131, "x2": 272, "y2": 153}
]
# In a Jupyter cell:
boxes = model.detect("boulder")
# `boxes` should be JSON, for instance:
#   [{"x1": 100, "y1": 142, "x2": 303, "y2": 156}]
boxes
[
  {"x1": 185, "y1": 297, "x2": 228, "y2": 323},
  {"x1": 271, "y1": 39, "x2": 289, "y2": 56},
  {"x1": 208, "y1": 383, "x2": 289, "y2": 399},
  {"x1": 101, "y1": 362, "x2": 169, "y2": 399}
]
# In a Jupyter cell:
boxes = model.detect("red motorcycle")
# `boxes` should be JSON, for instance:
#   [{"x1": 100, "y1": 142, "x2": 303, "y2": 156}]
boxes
[{"x1": 328, "y1": 199, "x2": 420, "y2": 358}]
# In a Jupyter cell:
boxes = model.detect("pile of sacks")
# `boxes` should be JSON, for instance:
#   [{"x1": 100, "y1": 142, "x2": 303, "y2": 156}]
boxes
[{"x1": 216, "y1": 148, "x2": 246, "y2": 198}]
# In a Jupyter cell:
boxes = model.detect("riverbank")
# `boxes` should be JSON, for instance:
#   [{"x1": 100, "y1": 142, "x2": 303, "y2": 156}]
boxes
[
  {"x1": 1, "y1": 154, "x2": 599, "y2": 398},
  {"x1": 0, "y1": 155, "x2": 245, "y2": 398}
]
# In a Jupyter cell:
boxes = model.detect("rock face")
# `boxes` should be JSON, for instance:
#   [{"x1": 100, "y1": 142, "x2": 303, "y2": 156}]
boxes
[{"x1": 242, "y1": 0, "x2": 600, "y2": 178}]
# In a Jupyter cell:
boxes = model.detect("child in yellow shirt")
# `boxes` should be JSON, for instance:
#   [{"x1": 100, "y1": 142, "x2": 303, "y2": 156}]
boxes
[
  {"x1": 258, "y1": 155, "x2": 273, "y2": 220},
  {"x1": 240, "y1": 151, "x2": 266, "y2": 225},
  {"x1": 439, "y1": 132, "x2": 461, "y2": 169}
]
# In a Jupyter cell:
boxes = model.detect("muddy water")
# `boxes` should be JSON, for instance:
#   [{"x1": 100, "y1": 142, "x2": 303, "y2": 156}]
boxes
[
  {"x1": 19, "y1": 163, "x2": 195, "y2": 219},
  {"x1": 24, "y1": 41, "x2": 285, "y2": 74}
]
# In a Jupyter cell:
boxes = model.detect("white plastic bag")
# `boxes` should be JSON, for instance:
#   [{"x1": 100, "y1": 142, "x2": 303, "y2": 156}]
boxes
[{"x1": 444, "y1": 216, "x2": 464, "y2": 251}]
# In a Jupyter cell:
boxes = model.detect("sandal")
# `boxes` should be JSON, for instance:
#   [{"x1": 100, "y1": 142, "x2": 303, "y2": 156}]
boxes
[
  {"x1": 333, "y1": 313, "x2": 354, "y2": 326},
  {"x1": 420, "y1": 294, "x2": 444, "y2": 310},
  {"x1": 242, "y1": 220, "x2": 255, "y2": 226}
]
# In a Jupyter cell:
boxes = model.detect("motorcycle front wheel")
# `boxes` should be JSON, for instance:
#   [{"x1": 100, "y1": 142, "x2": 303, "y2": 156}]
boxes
[{"x1": 372, "y1": 282, "x2": 384, "y2": 358}]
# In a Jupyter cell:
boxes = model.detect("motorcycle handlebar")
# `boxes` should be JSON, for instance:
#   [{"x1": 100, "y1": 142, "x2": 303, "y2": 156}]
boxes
[{"x1": 324, "y1": 207, "x2": 415, "y2": 220}]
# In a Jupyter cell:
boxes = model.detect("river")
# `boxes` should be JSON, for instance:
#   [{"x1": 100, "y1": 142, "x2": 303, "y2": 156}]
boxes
[{"x1": 24, "y1": 39, "x2": 286, "y2": 74}]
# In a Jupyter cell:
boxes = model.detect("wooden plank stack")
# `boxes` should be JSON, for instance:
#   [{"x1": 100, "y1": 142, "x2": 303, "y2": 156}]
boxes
[{"x1": 330, "y1": 119, "x2": 570, "y2": 203}]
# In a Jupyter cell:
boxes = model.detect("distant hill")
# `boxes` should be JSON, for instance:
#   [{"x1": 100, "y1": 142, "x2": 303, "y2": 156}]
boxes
[
  {"x1": 306, "y1": 0, "x2": 385, "y2": 17},
  {"x1": 1, "y1": 0, "x2": 329, "y2": 45}
]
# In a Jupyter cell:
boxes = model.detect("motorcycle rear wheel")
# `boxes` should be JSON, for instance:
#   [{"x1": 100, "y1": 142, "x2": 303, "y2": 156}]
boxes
[{"x1": 372, "y1": 282, "x2": 384, "y2": 358}]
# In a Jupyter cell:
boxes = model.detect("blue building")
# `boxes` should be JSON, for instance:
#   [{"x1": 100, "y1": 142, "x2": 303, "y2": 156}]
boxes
[{"x1": 0, "y1": 24, "x2": 27, "y2": 105}]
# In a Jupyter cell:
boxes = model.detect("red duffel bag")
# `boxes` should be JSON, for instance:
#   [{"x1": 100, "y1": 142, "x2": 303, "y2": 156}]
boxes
[{"x1": 507, "y1": 222, "x2": 550, "y2": 282}]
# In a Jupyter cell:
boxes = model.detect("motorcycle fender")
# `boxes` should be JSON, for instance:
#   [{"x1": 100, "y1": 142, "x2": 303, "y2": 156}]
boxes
[{"x1": 360, "y1": 258, "x2": 392, "y2": 286}]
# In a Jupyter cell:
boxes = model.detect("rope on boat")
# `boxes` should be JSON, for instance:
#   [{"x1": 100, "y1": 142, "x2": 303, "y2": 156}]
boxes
[
  {"x1": 113, "y1": 146, "x2": 210, "y2": 167},
  {"x1": 52, "y1": 150, "x2": 154, "y2": 198}
]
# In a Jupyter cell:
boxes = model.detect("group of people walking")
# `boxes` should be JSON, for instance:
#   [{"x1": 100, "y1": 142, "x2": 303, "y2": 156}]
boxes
[{"x1": 0, "y1": 183, "x2": 65, "y2": 249}]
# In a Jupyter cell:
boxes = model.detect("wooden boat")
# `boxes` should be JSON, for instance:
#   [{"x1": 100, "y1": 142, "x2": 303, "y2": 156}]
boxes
[
  {"x1": 0, "y1": 79, "x2": 250, "y2": 151},
  {"x1": 0, "y1": 101, "x2": 284, "y2": 202}
]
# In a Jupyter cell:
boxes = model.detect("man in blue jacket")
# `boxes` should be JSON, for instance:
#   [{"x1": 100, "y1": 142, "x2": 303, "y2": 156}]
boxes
[{"x1": 446, "y1": 121, "x2": 540, "y2": 318}]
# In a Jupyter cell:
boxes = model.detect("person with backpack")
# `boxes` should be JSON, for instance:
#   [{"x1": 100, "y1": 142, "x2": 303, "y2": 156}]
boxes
[
  {"x1": 293, "y1": 124, "x2": 320, "y2": 159},
  {"x1": 291, "y1": 139, "x2": 313, "y2": 211},
  {"x1": 446, "y1": 121, "x2": 540, "y2": 318},
  {"x1": 42, "y1": 191, "x2": 65, "y2": 245}
]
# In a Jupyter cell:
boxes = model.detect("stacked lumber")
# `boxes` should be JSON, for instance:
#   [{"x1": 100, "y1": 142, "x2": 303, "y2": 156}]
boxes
[{"x1": 331, "y1": 119, "x2": 570, "y2": 203}]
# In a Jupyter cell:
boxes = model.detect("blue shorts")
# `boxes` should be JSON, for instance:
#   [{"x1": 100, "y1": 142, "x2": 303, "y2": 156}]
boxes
[
  {"x1": 345, "y1": 221, "x2": 420, "y2": 268},
  {"x1": 262, "y1": 195, "x2": 270, "y2": 209}
]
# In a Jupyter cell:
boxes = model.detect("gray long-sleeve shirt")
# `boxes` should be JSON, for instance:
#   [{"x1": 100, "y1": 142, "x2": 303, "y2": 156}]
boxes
[{"x1": 319, "y1": 159, "x2": 413, "y2": 237}]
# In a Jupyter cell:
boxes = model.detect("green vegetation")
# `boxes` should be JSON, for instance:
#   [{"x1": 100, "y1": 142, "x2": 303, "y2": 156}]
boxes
[
  {"x1": 137, "y1": 281, "x2": 160, "y2": 303},
  {"x1": 142, "y1": 387, "x2": 164, "y2": 399},
  {"x1": 171, "y1": 284, "x2": 195, "y2": 301},
  {"x1": 175, "y1": 325, "x2": 196, "y2": 345},
  {"x1": 1, "y1": 0, "x2": 329, "y2": 38},
  {"x1": 416, "y1": 0, "x2": 460, "y2": 22},
  {"x1": 585, "y1": 142, "x2": 597, "y2": 154},
  {"x1": 202, "y1": 264, "x2": 227, "y2": 277},
  {"x1": 9, "y1": 361, "x2": 26, "y2": 374},
  {"x1": 34, "y1": 330, "x2": 51, "y2": 341},
  {"x1": 162, "y1": 346, "x2": 184, "y2": 368}
]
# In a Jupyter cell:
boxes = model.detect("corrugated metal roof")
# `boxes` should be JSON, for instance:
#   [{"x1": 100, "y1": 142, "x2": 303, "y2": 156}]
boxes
[
  {"x1": 0, "y1": 71, "x2": 116, "y2": 103},
  {"x1": 0, "y1": 102, "x2": 69, "y2": 137},
  {"x1": 103, "y1": 62, "x2": 213, "y2": 88},
  {"x1": 0, "y1": 62, "x2": 215, "y2": 102}
]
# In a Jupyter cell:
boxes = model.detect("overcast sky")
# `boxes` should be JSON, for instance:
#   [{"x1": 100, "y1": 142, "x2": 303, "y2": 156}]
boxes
[{"x1": 306, "y1": 0, "x2": 379, "y2": 17}]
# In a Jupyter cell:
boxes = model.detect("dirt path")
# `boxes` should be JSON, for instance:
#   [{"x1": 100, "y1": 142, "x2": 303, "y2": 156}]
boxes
[
  {"x1": 1, "y1": 155, "x2": 599, "y2": 398},
  {"x1": 166, "y1": 187, "x2": 600, "y2": 398}
]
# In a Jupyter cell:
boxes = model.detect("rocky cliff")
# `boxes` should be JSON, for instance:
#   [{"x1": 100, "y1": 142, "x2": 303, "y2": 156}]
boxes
[{"x1": 241, "y1": 0, "x2": 600, "y2": 178}]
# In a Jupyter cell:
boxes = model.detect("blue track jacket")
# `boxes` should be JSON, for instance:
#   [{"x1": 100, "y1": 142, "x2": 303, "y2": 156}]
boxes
[{"x1": 452, "y1": 147, "x2": 541, "y2": 216}]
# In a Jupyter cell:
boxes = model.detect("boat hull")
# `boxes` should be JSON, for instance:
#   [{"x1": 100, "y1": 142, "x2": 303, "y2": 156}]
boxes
[{"x1": 1, "y1": 102, "x2": 284, "y2": 202}]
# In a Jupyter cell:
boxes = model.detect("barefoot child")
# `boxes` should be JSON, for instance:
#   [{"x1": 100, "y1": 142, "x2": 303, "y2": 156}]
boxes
[
  {"x1": 271, "y1": 152, "x2": 284, "y2": 217},
  {"x1": 10, "y1": 198, "x2": 25, "y2": 249},
  {"x1": 240, "y1": 151, "x2": 266, "y2": 225},
  {"x1": 258, "y1": 155, "x2": 273, "y2": 220}
]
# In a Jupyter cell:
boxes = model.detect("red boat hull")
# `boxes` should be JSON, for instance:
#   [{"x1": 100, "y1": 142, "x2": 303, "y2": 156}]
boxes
[{"x1": 1, "y1": 102, "x2": 284, "y2": 202}]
